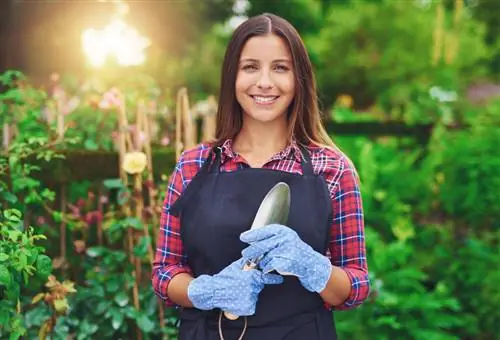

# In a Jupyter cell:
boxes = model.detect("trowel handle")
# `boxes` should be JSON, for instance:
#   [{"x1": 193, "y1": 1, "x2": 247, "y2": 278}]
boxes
[{"x1": 223, "y1": 262, "x2": 257, "y2": 320}]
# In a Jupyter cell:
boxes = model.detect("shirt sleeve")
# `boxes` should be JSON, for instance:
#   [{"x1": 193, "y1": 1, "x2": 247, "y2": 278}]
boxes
[
  {"x1": 151, "y1": 152, "x2": 193, "y2": 307},
  {"x1": 328, "y1": 158, "x2": 370, "y2": 310}
]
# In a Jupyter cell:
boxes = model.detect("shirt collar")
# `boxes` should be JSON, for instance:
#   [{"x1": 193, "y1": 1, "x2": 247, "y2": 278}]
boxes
[{"x1": 218, "y1": 137, "x2": 304, "y2": 164}]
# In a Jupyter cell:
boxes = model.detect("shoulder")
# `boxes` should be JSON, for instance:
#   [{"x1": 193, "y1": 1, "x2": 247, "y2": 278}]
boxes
[
  {"x1": 175, "y1": 143, "x2": 213, "y2": 187},
  {"x1": 305, "y1": 143, "x2": 359, "y2": 196},
  {"x1": 178, "y1": 142, "x2": 213, "y2": 165}
]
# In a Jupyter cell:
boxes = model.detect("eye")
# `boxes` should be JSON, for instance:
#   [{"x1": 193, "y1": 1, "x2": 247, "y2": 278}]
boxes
[
  {"x1": 274, "y1": 64, "x2": 290, "y2": 72},
  {"x1": 241, "y1": 64, "x2": 258, "y2": 71}
]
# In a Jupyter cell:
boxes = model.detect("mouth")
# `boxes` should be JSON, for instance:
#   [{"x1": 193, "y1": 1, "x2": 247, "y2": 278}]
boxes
[{"x1": 250, "y1": 95, "x2": 280, "y2": 105}]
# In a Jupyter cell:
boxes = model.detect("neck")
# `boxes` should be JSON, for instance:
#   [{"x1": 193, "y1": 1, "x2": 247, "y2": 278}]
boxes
[{"x1": 233, "y1": 117, "x2": 289, "y2": 158}]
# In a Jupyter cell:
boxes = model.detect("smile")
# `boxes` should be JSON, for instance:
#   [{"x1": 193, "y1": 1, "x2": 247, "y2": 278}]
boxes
[{"x1": 250, "y1": 95, "x2": 279, "y2": 105}]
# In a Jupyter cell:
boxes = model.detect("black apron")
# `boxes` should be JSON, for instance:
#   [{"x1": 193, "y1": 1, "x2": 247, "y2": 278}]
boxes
[{"x1": 170, "y1": 145, "x2": 337, "y2": 340}]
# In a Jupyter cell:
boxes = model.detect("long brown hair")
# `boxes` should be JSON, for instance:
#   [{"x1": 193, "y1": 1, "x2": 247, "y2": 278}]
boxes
[{"x1": 212, "y1": 13, "x2": 337, "y2": 151}]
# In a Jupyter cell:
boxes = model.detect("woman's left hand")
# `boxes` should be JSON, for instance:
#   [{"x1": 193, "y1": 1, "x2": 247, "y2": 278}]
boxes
[{"x1": 240, "y1": 224, "x2": 332, "y2": 293}]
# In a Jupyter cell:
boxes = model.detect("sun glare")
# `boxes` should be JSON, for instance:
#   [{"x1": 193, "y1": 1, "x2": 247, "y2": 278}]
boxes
[{"x1": 82, "y1": 16, "x2": 150, "y2": 67}]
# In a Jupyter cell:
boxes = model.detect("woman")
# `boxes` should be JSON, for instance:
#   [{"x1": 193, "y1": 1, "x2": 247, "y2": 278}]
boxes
[{"x1": 152, "y1": 13, "x2": 370, "y2": 340}]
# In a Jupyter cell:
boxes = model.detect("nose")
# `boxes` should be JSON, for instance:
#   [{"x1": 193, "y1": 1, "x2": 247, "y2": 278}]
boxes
[{"x1": 256, "y1": 70, "x2": 273, "y2": 90}]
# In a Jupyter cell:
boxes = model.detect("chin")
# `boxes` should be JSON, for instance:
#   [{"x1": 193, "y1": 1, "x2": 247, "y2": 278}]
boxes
[{"x1": 243, "y1": 108, "x2": 287, "y2": 124}]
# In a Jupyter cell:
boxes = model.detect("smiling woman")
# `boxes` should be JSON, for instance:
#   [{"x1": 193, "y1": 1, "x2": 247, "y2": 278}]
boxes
[
  {"x1": 236, "y1": 34, "x2": 295, "y2": 120},
  {"x1": 234, "y1": 33, "x2": 295, "y2": 166},
  {"x1": 152, "y1": 12, "x2": 370, "y2": 340}
]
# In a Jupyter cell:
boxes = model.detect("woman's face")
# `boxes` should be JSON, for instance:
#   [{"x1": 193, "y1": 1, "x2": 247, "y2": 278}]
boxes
[{"x1": 235, "y1": 34, "x2": 295, "y2": 125}]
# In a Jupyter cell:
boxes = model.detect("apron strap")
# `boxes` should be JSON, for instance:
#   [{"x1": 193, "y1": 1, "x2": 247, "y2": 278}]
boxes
[
  {"x1": 209, "y1": 146, "x2": 222, "y2": 174},
  {"x1": 298, "y1": 144, "x2": 314, "y2": 176}
]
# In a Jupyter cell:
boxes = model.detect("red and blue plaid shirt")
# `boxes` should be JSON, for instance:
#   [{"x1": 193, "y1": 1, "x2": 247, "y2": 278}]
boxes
[{"x1": 152, "y1": 138, "x2": 370, "y2": 310}]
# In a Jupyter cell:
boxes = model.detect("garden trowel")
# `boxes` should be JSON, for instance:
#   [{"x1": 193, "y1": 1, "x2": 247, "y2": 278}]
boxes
[{"x1": 224, "y1": 181, "x2": 291, "y2": 320}]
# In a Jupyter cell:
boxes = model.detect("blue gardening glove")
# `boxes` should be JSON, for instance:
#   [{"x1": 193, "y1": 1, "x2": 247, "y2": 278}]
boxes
[
  {"x1": 187, "y1": 257, "x2": 283, "y2": 316},
  {"x1": 240, "y1": 224, "x2": 332, "y2": 293}
]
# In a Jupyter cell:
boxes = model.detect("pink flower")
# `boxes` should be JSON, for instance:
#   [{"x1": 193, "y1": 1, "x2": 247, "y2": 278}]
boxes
[{"x1": 161, "y1": 136, "x2": 170, "y2": 146}]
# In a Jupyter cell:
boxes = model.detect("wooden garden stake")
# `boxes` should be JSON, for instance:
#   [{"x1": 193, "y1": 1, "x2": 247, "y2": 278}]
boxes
[
  {"x1": 138, "y1": 102, "x2": 166, "y2": 329},
  {"x1": 2, "y1": 123, "x2": 9, "y2": 149},
  {"x1": 136, "y1": 105, "x2": 155, "y2": 263},
  {"x1": 141, "y1": 102, "x2": 155, "y2": 212},
  {"x1": 432, "y1": 1, "x2": 444, "y2": 66},
  {"x1": 175, "y1": 89, "x2": 183, "y2": 161},
  {"x1": 115, "y1": 92, "x2": 142, "y2": 340},
  {"x1": 53, "y1": 87, "x2": 68, "y2": 275},
  {"x1": 445, "y1": 0, "x2": 463, "y2": 65},
  {"x1": 116, "y1": 94, "x2": 134, "y2": 263},
  {"x1": 175, "y1": 87, "x2": 196, "y2": 159},
  {"x1": 182, "y1": 89, "x2": 196, "y2": 149},
  {"x1": 433, "y1": 0, "x2": 463, "y2": 66},
  {"x1": 202, "y1": 95, "x2": 217, "y2": 142}
]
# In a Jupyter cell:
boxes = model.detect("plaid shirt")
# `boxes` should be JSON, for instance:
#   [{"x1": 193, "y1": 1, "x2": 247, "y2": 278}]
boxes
[{"x1": 152, "y1": 139, "x2": 370, "y2": 310}]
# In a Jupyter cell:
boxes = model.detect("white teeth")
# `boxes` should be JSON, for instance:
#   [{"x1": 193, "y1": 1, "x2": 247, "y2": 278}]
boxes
[{"x1": 253, "y1": 96, "x2": 278, "y2": 104}]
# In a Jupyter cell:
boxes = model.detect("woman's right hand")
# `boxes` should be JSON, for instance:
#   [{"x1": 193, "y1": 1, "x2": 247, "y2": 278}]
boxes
[{"x1": 187, "y1": 258, "x2": 283, "y2": 316}]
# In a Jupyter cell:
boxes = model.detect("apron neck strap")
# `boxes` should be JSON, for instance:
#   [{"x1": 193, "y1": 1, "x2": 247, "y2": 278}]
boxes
[
  {"x1": 298, "y1": 144, "x2": 314, "y2": 176},
  {"x1": 209, "y1": 147, "x2": 222, "y2": 174},
  {"x1": 208, "y1": 145, "x2": 314, "y2": 175}
]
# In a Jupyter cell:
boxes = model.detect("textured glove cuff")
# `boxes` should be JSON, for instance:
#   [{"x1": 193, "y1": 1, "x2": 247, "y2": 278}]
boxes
[
  {"x1": 304, "y1": 255, "x2": 333, "y2": 293},
  {"x1": 187, "y1": 275, "x2": 216, "y2": 310}
]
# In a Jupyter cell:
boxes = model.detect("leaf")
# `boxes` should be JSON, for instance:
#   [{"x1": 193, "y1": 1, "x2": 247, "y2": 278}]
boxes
[
  {"x1": 0, "y1": 306, "x2": 10, "y2": 327},
  {"x1": 133, "y1": 236, "x2": 150, "y2": 257},
  {"x1": 136, "y1": 313, "x2": 155, "y2": 333},
  {"x1": 117, "y1": 187, "x2": 131, "y2": 205},
  {"x1": 52, "y1": 212, "x2": 62, "y2": 223},
  {"x1": 86, "y1": 247, "x2": 106, "y2": 258},
  {"x1": 111, "y1": 309, "x2": 124, "y2": 330},
  {"x1": 62, "y1": 280, "x2": 77, "y2": 293},
  {"x1": 0, "y1": 191, "x2": 17, "y2": 204},
  {"x1": 103, "y1": 178, "x2": 124, "y2": 189},
  {"x1": 0, "y1": 254, "x2": 9, "y2": 262},
  {"x1": 0, "y1": 70, "x2": 25, "y2": 86},
  {"x1": 54, "y1": 298, "x2": 69, "y2": 314},
  {"x1": 114, "y1": 292, "x2": 129, "y2": 307},
  {"x1": 9, "y1": 329, "x2": 26, "y2": 340},
  {"x1": 36, "y1": 255, "x2": 52, "y2": 279},
  {"x1": 38, "y1": 319, "x2": 51, "y2": 340},
  {"x1": 105, "y1": 278, "x2": 120, "y2": 293},
  {"x1": 12, "y1": 177, "x2": 39, "y2": 190},
  {"x1": 84, "y1": 139, "x2": 99, "y2": 151},
  {"x1": 3, "y1": 209, "x2": 22, "y2": 223},
  {"x1": 95, "y1": 301, "x2": 109, "y2": 316},
  {"x1": 8, "y1": 230, "x2": 20, "y2": 242},
  {"x1": 122, "y1": 217, "x2": 143, "y2": 230},
  {"x1": 0, "y1": 265, "x2": 11, "y2": 286},
  {"x1": 6, "y1": 280, "x2": 20, "y2": 300},
  {"x1": 31, "y1": 292, "x2": 46, "y2": 304}
]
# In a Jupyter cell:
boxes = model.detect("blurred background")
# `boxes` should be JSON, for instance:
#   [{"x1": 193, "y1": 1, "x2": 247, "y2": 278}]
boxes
[{"x1": 0, "y1": 0, "x2": 499, "y2": 339}]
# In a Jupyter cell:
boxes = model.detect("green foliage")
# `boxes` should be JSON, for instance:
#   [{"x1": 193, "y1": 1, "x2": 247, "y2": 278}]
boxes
[
  {"x1": 247, "y1": 0, "x2": 324, "y2": 35},
  {"x1": 332, "y1": 100, "x2": 500, "y2": 339},
  {"x1": 0, "y1": 209, "x2": 51, "y2": 339},
  {"x1": 470, "y1": 0, "x2": 500, "y2": 76},
  {"x1": 180, "y1": 23, "x2": 234, "y2": 99},
  {"x1": 310, "y1": 0, "x2": 491, "y2": 109},
  {"x1": 435, "y1": 101, "x2": 500, "y2": 227},
  {"x1": 0, "y1": 70, "x2": 77, "y2": 340}
]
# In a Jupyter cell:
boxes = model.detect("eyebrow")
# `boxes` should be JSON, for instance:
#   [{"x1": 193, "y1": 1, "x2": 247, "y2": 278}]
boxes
[{"x1": 239, "y1": 58, "x2": 292, "y2": 63}]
